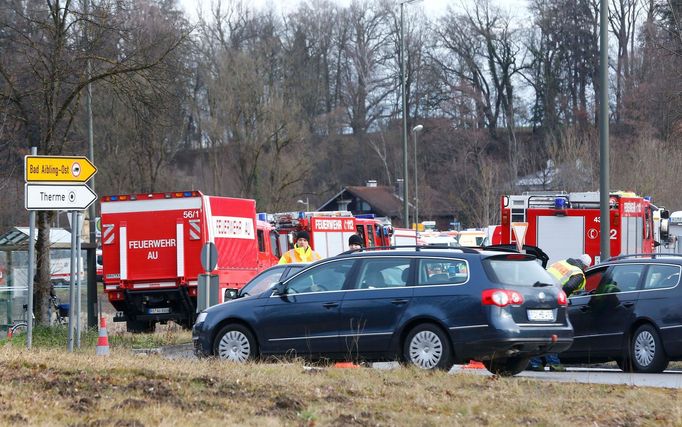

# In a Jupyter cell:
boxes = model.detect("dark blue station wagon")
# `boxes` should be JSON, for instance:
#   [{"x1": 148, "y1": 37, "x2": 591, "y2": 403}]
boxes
[
  {"x1": 193, "y1": 247, "x2": 574, "y2": 376},
  {"x1": 561, "y1": 254, "x2": 682, "y2": 372}
]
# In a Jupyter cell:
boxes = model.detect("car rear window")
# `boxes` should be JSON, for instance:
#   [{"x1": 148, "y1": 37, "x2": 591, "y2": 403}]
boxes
[{"x1": 483, "y1": 255, "x2": 557, "y2": 286}]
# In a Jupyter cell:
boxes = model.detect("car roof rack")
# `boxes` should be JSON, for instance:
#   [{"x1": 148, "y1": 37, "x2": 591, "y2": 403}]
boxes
[
  {"x1": 604, "y1": 253, "x2": 682, "y2": 262},
  {"x1": 341, "y1": 245, "x2": 482, "y2": 255}
]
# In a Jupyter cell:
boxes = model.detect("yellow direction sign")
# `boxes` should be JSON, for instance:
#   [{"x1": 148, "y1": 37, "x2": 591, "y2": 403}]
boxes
[{"x1": 25, "y1": 155, "x2": 97, "y2": 183}]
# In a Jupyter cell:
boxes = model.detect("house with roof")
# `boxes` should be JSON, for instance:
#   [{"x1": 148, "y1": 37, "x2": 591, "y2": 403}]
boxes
[
  {"x1": 317, "y1": 180, "x2": 456, "y2": 230},
  {"x1": 516, "y1": 159, "x2": 593, "y2": 192}
]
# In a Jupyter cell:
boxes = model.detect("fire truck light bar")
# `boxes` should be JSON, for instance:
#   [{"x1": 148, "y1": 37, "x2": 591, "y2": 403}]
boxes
[{"x1": 102, "y1": 191, "x2": 200, "y2": 202}]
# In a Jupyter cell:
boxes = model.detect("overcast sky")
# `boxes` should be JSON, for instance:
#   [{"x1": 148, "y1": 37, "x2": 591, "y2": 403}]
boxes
[{"x1": 179, "y1": 0, "x2": 531, "y2": 22}]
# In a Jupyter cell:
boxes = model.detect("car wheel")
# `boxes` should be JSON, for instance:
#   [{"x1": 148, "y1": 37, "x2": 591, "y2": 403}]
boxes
[
  {"x1": 403, "y1": 324, "x2": 453, "y2": 371},
  {"x1": 213, "y1": 324, "x2": 258, "y2": 363},
  {"x1": 483, "y1": 356, "x2": 529, "y2": 376},
  {"x1": 630, "y1": 324, "x2": 668, "y2": 373}
]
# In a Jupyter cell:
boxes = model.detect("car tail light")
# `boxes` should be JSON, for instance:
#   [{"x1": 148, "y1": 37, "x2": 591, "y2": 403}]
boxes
[
  {"x1": 557, "y1": 290, "x2": 567, "y2": 305},
  {"x1": 482, "y1": 289, "x2": 524, "y2": 307}
]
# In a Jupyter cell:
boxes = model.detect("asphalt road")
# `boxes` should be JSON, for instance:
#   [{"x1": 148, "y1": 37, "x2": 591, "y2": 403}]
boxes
[
  {"x1": 450, "y1": 364, "x2": 682, "y2": 389},
  {"x1": 157, "y1": 344, "x2": 682, "y2": 389}
]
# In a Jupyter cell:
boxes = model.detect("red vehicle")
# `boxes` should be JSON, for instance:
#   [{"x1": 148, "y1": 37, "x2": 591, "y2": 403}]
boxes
[
  {"x1": 499, "y1": 191, "x2": 667, "y2": 266},
  {"x1": 270, "y1": 211, "x2": 392, "y2": 256},
  {"x1": 100, "y1": 191, "x2": 280, "y2": 332}
]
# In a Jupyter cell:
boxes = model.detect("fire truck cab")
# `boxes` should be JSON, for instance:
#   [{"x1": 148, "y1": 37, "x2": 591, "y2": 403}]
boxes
[
  {"x1": 271, "y1": 211, "x2": 392, "y2": 257},
  {"x1": 500, "y1": 191, "x2": 667, "y2": 266}
]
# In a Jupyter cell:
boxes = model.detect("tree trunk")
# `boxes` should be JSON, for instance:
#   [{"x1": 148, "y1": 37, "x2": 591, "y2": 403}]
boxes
[{"x1": 34, "y1": 211, "x2": 54, "y2": 325}]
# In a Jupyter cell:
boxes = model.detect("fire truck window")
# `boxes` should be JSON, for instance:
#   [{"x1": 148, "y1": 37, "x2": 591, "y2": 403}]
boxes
[
  {"x1": 367, "y1": 229, "x2": 375, "y2": 247},
  {"x1": 257, "y1": 230, "x2": 265, "y2": 252},
  {"x1": 355, "y1": 225, "x2": 365, "y2": 244},
  {"x1": 645, "y1": 208, "x2": 651, "y2": 239},
  {"x1": 270, "y1": 231, "x2": 281, "y2": 258}
]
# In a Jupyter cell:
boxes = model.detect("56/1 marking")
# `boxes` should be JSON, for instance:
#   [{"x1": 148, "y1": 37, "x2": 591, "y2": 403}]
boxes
[{"x1": 183, "y1": 210, "x2": 200, "y2": 219}]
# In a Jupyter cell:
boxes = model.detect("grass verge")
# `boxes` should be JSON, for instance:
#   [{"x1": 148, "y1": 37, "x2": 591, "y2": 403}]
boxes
[
  {"x1": 1, "y1": 322, "x2": 191, "y2": 350},
  {"x1": 0, "y1": 344, "x2": 680, "y2": 426}
]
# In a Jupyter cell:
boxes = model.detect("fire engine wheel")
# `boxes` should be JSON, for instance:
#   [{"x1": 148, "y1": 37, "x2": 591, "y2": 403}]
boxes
[
  {"x1": 402, "y1": 324, "x2": 453, "y2": 371},
  {"x1": 629, "y1": 324, "x2": 669, "y2": 373},
  {"x1": 126, "y1": 320, "x2": 155, "y2": 334},
  {"x1": 214, "y1": 324, "x2": 258, "y2": 363}
]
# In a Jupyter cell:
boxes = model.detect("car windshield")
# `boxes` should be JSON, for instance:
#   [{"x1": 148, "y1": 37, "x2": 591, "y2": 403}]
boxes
[
  {"x1": 240, "y1": 265, "x2": 306, "y2": 297},
  {"x1": 482, "y1": 255, "x2": 557, "y2": 286}
]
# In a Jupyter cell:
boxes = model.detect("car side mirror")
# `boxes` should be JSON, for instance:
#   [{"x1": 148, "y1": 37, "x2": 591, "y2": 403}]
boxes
[
  {"x1": 224, "y1": 288, "x2": 238, "y2": 300},
  {"x1": 272, "y1": 281, "x2": 287, "y2": 296}
]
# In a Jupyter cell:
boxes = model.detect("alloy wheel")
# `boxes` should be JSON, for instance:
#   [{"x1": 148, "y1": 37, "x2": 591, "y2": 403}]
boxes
[
  {"x1": 634, "y1": 330, "x2": 656, "y2": 368},
  {"x1": 217, "y1": 330, "x2": 251, "y2": 362},
  {"x1": 409, "y1": 330, "x2": 443, "y2": 369}
]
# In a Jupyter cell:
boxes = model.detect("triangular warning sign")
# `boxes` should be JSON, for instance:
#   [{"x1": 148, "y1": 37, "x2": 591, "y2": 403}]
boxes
[{"x1": 511, "y1": 222, "x2": 528, "y2": 253}]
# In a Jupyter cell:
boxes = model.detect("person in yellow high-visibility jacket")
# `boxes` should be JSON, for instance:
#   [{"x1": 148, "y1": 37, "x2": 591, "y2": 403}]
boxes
[
  {"x1": 278, "y1": 230, "x2": 322, "y2": 264},
  {"x1": 547, "y1": 254, "x2": 591, "y2": 296},
  {"x1": 528, "y1": 253, "x2": 591, "y2": 372}
]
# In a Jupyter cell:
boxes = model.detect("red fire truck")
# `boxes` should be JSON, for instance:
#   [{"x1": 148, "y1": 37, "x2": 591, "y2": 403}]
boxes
[
  {"x1": 100, "y1": 191, "x2": 280, "y2": 332},
  {"x1": 270, "y1": 211, "x2": 392, "y2": 256},
  {"x1": 499, "y1": 191, "x2": 668, "y2": 266}
]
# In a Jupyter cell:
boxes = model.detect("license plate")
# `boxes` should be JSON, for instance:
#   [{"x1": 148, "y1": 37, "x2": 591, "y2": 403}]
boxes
[
  {"x1": 527, "y1": 309, "x2": 555, "y2": 322},
  {"x1": 147, "y1": 307, "x2": 171, "y2": 314}
]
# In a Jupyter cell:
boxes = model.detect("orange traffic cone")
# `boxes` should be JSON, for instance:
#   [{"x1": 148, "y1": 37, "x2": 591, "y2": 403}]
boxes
[
  {"x1": 462, "y1": 360, "x2": 485, "y2": 369},
  {"x1": 96, "y1": 317, "x2": 110, "y2": 356}
]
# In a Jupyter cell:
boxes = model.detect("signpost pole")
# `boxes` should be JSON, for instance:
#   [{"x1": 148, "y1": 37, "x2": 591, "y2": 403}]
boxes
[
  {"x1": 26, "y1": 147, "x2": 37, "y2": 349},
  {"x1": 76, "y1": 211, "x2": 82, "y2": 348},
  {"x1": 24, "y1": 154, "x2": 97, "y2": 350},
  {"x1": 204, "y1": 243, "x2": 211, "y2": 309},
  {"x1": 67, "y1": 211, "x2": 77, "y2": 352}
]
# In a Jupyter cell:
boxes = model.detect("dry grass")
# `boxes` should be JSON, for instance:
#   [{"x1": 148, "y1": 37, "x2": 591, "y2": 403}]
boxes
[{"x1": 0, "y1": 346, "x2": 680, "y2": 426}]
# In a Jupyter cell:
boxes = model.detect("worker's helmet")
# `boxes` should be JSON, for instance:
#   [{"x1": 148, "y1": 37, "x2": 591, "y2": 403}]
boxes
[{"x1": 579, "y1": 254, "x2": 592, "y2": 268}]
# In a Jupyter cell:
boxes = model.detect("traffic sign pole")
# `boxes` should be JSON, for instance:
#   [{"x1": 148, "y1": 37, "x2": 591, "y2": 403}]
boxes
[
  {"x1": 26, "y1": 147, "x2": 37, "y2": 350},
  {"x1": 23, "y1": 153, "x2": 98, "y2": 350}
]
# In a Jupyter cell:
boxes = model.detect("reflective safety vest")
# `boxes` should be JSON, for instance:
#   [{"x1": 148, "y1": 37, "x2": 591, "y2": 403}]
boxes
[
  {"x1": 547, "y1": 260, "x2": 585, "y2": 292},
  {"x1": 278, "y1": 245, "x2": 322, "y2": 264}
]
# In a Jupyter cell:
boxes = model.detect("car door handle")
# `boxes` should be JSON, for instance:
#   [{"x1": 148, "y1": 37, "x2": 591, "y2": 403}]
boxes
[
  {"x1": 391, "y1": 299, "x2": 409, "y2": 305},
  {"x1": 622, "y1": 302, "x2": 635, "y2": 308},
  {"x1": 322, "y1": 302, "x2": 339, "y2": 308},
  {"x1": 579, "y1": 306, "x2": 591, "y2": 312}
]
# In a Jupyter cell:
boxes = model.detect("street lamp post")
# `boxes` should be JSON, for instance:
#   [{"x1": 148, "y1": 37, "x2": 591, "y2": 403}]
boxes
[
  {"x1": 412, "y1": 124, "x2": 423, "y2": 229},
  {"x1": 400, "y1": 0, "x2": 422, "y2": 229},
  {"x1": 297, "y1": 197, "x2": 310, "y2": 212}
]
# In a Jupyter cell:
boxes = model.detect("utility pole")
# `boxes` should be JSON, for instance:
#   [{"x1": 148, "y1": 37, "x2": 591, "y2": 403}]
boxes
[
  {"x1": 399, "y1": 0, "x2": 423, "y2": 229},
  {"x1": 599, "y1": 0, "x2": 610, "y2": 262},
  {"x1": 84, "y1": 0, "x2": 98, "y2": 328}
]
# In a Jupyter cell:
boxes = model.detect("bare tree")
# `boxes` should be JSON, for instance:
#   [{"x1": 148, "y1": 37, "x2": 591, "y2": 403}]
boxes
[
  {"x1": 435, "y1": 0, "x2": 523, "y2": 182},
  {"x1": 341, "y1": 0, "x2": 394, "y2": 135},
  {"x1": 0, "y1": 0, "x2": 188, "y2": 323},
  {"x1": 609, "y1": 0, "x2": 642, "y2": 123},
  {"x1": 194, "y1": 3, "x2": 311, "y2": 210}
]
